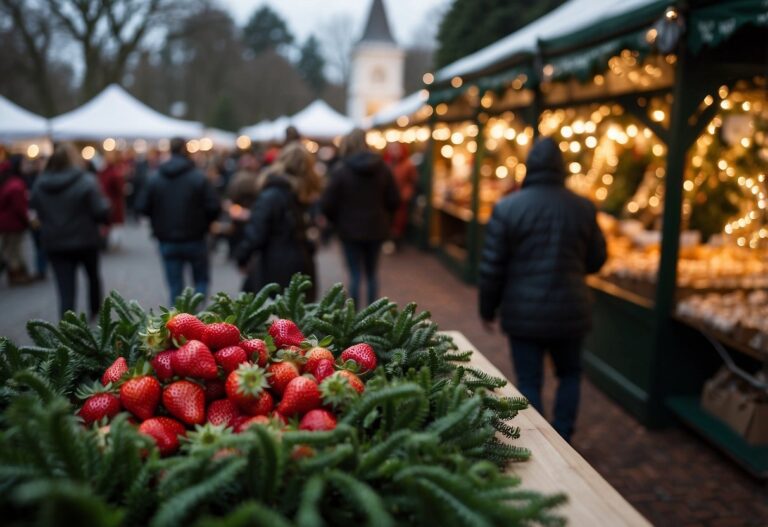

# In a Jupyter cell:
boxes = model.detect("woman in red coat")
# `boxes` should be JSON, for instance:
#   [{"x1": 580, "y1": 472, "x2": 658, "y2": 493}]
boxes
[
  {"x1": 0, "y1": 157, "x2": 32, "y2": 284},
  {"x1": 384, "y1": 142, "x2": 417, "y2": 246},
  {"x1": 98, "y1": 151, "x2": 126, "y2": 249}
]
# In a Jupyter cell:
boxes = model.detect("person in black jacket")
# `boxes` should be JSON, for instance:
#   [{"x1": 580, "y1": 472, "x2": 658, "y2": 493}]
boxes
[
  {"x1": 321, "y1": 129, "x2": 399, "y2": 306},
  {"x1": 31, "y1": 143, "x2": 111, "y2": 318},
  {"x1": 478, "y1": 137, "x2": 607, "y2": 442},
  {"x1": 235, "y1": 142, "x2": 320, "y2": 297},
  {"x1": 136, "y1": 138, "x2": 220, "y2": 305}
]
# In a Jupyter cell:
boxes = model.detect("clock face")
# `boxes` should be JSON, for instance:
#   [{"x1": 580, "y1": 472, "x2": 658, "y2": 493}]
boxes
[{"x1": 372, "y1": 66, "x2": 387, "y2": 84}]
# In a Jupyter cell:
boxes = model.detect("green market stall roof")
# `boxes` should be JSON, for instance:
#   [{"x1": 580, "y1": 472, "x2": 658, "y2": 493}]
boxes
[{"x1": 688, "y1": 0, "x2": 768, "y2": 54}]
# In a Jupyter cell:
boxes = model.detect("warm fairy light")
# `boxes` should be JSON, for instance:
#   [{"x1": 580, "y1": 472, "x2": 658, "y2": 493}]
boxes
[
  {"x1": 504, "y1": 128, "x2": 517, "y2": 140},
  {"x1": 496, "y1": 166, "x2": 509, "y2": 179},
  {"x1": 515, "y1": 134, "x2": 529, "y2": 146},
  {"x1": 584, "y1": 121, "x2": 597, "y2": 133},
  {"x1": 435, "y1": 103, "x2": 448, "y2": 115},
  {"x1": 742, "y1": 101, "x2": 751, "y2": 111},
  {"x1": 569, "y1": 162, "x2": 581, "y2": 174},
  {"x1": 683, "y1": 180, "x2": 694, "y2": 191},
  {"x1": 602, "y1": 174, "x2": 614, "y2": 185},
  {"x1": 451, "y1": 132, "x2": 464, "y2": 145},
  {"x1": 717, "y1": 159, "x2": 728, "y2": 170},
  {"x1": 651, "y1": 110, "x2": 666, "y2": 122},
  {"x1": 627, "y1": 201, "x2": 640, "y2": 213},
  {"x1": 236, "y1": 135, "x2": 251, "y2": 149},
  {"x1": 467, "y1": 141, "x2": 477, "y2": 153},
  {"x1": 103, "y1": 138, "x2": 116, "y2": 151},
  {"x1": 486, "y1": 138, "x2": 498, "y2": 151},
  {"x1": 594, "y1": 74, "x2": 605, "y2": 86},
  {"x1": 703, "y1": 95, "x2": 714, "y2": 106},
  {"x1": 646, "y1": 28, "x2": 657, "y2": 43},
  {"x1": 741, "y1": 137, "x2": 751, "y2": 148},
  {"x1": 720, "y1": 100, "x2": 732, "y2": 110},
  {"x1": 467, "y1": 124, "x2": 479, "y2": 137},
  {"x1": 561, "y1": 125, "x2": 573, "y2": 138},
  {"x1": 627, "y1": 124, "x2": 638, "y2": 137},
  {"x1": 450, "y1": 76, "x2": 463, "y2": 88},
  {"x1": 692, "y1": 155, "x2": 703, "y2": 167},
  {"x1": 200, "y1": 138, "x2": 214, "y2": 151},
  {"x1": 422, "y1": 72, "x2": 434, "y2": 85},
  {"x1": 559, "y1": 141, "x2": 569, "y2": 152},
  {"x1": 452, "y1": 153, "x2": 466, "y2": 167},
  {"x1": 416, "y1": 128, "x2": 430, "y2": 142},
  {"x1": 481, "y1": 94, "x2": 493, "y2": 108},
  {"x1": 569, "y1": 141, "x2": 581, "y2": 153},
  {"x1": 572, "y1": 120, "x2": 585, "y2": 134},
  {"x1": 26, "y1": 144, "x2": 39, "y2": 158},
  {"x1": 585, "y1": 136, "x2": 598, "y2": 148},
  {"x1": 595, "y1": 187, "x2": 608, "y2": 200},
  {"x1": 738, "y1": 237, "x2": 746, "y2": 247},
  {"x1": 440, "y1": 145, "x2": 454, "y2": 158},
  {"x1": 187, "y1": 140, "x2": 200, "y2": 153},
  {"x1": 396, "y1": 116, "x2": 409, "y2": 127},
  {"x1": 82, "y1": 146, "x2": 96, "y2": 160},
  {"x1": 718, "y1": 85, "x2": 729, "y2": 98},
  {"x1": 649, "y1": 196, "x2": 660, "y2": 207},
  {"x1": 652, "y1": 144, "x2": 665, "y2": 156},
  {"x1": 543, "y1": 64, "x2": 554, "y2": 77},
  {"x1": 490, "y1": 123, "x2": 505, "y2": 139},
  {"x1": 725, "y1": 224, "x2": 733, "y2": 234}
]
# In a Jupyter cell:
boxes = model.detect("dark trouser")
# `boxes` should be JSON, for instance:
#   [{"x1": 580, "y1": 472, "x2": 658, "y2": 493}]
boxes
[
  {"x1": 341, "y1": 240, "x2": 382, "y2": 307},
  {"x1": 158, "y1": 240, "x2": 209, "y2": 305},
  {"x1": 48, "y1": 248, "x2": 102, "y2": 318},
  {"x1": 32, "y1": 229, "x2": 47, "y2": 277},
  {"x1": 509, "y1": 336, "x2": 583, "y2": 442}
]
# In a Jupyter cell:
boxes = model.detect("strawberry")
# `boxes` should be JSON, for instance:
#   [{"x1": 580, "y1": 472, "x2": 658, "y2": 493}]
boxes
[
  {"x1": 312, "y1": 359, "x2": 336, "y2": 383},
  {"x1": 163, "y1": 380, "x2": 205, "y2": 425},
  {"x1": 337, "y1": 370, "x2": 365, "y2": 394},
  {"x1": 79, "y1": 393, "x2": 121, "y2": 425},
  {"x1": 166, "y1": 312, "x2": 206, "y2": 343},
  {"x1": 101, "y1": 357, "x2": 128, "y2": 385},
  {"x1": 172, "y1": 340, "x2": 218, "y2": 380},
  {"x1": 268, "y1": 319, "x2": 304, "y2": 348},
  {"x1": 299, "y1": 409, "x2": 337, "y2": 431},
  {"x1": 225, "y1": 363, "x2": 274, "y2": 416},
  {"x1": 319, "y1": 371, "x2": 361, "y2": 409},
  {"x1": 304, "y1": 347, "x2": 334, "y2": 375},
  {"x1": 214, "y1": 346, "x2": 248, "y2": 373},
  {"x1": 234, "y1": 415, "x2": 271, "y2": 433},
  {"x1": 203, "y1": 322, "x2": 241, "y2": 350},
  {"x1": 205, "y1": 379, "x2": 226, "y2": 401},
  {"x1": 207, "y1": 399, "x2": 241, "y2": 428},
  {"x1": 240, "y1": 339, "x2": 270, "y2": 366},
  {"x1": 291, "y1": 445, "x2": 316, "y2": 460},
  {"x1": 277, "y1": 376, "x2": 321, "y2": 417},
  {"x1": 340, "y1": 343, "x2": 377, "y2": 372},
  {"x1": 150, "y1": 350, "x2": 175, "y2": 381},
  {"x1": 120, "y1": 375, "x2": 161, "y2": 420},
  {"x1": 267, "y1": 361, "x2": 300, "y2": 395},
  {"x1": 139, "y1": 417, "x2": 186, "y2": 456}
]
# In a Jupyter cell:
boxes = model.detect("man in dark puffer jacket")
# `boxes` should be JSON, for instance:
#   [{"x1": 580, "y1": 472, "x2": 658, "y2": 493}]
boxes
[{"x1": 478, "y1": 137, "x2": 607, "y2": 442}]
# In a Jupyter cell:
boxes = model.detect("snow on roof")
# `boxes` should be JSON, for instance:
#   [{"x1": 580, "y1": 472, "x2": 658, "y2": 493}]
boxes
[
  {"x1": 436, "y1": 0, "x2": 660, "y2": 82},
  {"x1": 370, "y1": 91, "x2": 428, "y2": 127},
  {"x1": 50, "y1": 84, "x2": 203, "y2": 140},
  {"x1": 241, "y1": 101, "x2": 353, "y2": 142},
  {"x1": 0, "y1": 95, "x2": 49, "y2": 139}
]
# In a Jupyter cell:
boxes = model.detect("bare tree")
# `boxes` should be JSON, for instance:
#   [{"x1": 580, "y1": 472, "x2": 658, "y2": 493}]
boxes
[{"x1": 318, "y1": 14, "x2": 357, "y2": 87}]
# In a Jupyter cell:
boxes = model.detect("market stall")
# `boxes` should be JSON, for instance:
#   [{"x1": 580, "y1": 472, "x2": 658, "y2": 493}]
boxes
[{"x1": 415, "y1": 0, "x2": 768, "y2": 474}]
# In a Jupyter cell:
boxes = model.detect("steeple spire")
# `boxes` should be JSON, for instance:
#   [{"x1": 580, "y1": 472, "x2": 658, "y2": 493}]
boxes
[{"x1": 360, "y1": 0, "x2": 396, "y2": 44}]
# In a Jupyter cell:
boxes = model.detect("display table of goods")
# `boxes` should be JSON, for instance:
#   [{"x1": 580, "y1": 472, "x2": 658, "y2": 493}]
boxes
[{"x1": 0, "y1": 276, "x2": 648, "y2": 526}]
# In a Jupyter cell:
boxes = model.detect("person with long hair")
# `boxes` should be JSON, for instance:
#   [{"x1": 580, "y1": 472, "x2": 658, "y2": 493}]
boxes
[
  {"x1": 321, "y1": 128, "x2": 399, "y2": 306},
  {"x1": 235, "y1": 142, "x2": 322, "y2": 298},
  {"x1": 0, "y1": 154, "x2": 32, "y2": 285},
  {"x1": 30, "y1": 143, "x2": 111, "y2": 317}
]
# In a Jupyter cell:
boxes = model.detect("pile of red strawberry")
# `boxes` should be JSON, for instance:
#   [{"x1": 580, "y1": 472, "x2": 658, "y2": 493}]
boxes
[{"x1": 77, "y1": 314, "x2": 377, "y2": 456}]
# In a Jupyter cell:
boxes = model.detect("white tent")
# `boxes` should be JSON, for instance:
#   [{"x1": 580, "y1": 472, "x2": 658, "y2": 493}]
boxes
[
  {"x1": 51, "y1": 84, "x2": 203, "y2": 140},
  {"x1": 203, "y1": 128, "x2": 237, "y2": 149},
  {"x1": 0, "y1": 95, "x2": 49, "y2": 140},
  {"x1": 289, "y1": 100, "x2": 353, "y2": 140},
  {"x1": 370, "y1": 91, "x2": 428, "y2": 128},
  {"x1": 436, "y1": 0, "x2": 658, "y2": 82}
]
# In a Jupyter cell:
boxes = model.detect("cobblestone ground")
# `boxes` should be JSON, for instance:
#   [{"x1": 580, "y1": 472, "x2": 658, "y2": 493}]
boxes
[{"x1": 1, "y1": 223, "x2": 766, "y2": 525}]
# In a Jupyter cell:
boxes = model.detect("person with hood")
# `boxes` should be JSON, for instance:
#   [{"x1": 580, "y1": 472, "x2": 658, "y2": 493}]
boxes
[
  {"x1": 235, "y1": 142, "x2": 321, "y2": 298},
  {"x1": 478, "y1": 137, "x2": 607, "y2": 442},
  {"x1": 136, "y1": 137, "x2": 221, "y2": 304},
  {"x1": 321, "y1": 128, "x2": 400, "y2": 306},
  {"x1": 0, "y1": 155, "x2": 32, "y2": 285},
  {"x1": 30, "y1": 143, "x2": 111, "y2": 317}
]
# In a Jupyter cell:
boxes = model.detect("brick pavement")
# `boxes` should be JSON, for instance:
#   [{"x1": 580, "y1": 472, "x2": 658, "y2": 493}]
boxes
[{"x1": 1, "y1": 223, "x2": 767, "y2": 525}]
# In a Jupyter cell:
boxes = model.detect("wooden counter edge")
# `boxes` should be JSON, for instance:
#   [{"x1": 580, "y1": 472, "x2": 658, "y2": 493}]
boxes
[{"x1": 443, "y1": 331, "x2": 652, "y2": 527}]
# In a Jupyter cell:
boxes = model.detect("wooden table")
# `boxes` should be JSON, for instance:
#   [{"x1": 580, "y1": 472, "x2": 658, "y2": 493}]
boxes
[{"x1": 447, "y1": 331, "x2": 651, "y2": 527}]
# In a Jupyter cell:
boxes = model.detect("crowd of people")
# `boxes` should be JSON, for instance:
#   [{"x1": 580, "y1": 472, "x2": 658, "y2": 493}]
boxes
[{"x1": 0, "y1": 127, "x2": 418, "y2": 314}]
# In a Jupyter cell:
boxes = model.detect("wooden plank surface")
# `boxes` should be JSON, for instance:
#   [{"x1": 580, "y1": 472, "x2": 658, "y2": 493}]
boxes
[{"x1": 445, "y1": 331, "x2": 651, "y2": 527}]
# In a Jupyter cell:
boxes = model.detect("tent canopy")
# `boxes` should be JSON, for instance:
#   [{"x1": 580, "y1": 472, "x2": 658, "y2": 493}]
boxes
[
  {"x1": 240, "y1": 100, "x2": 353, "y2": 143},
  {"x1": 203, "y1": 128, "x2": 237, "y2": 149},
  {"x1": 0, "y1": 96, "x2": 49, "y2": 140},
  {"x1": 51, "y1": 84, "x2": 203, "y2": 140},
  {"x1": 435, "y1": 0, "x2": 665, "y2": 83}
]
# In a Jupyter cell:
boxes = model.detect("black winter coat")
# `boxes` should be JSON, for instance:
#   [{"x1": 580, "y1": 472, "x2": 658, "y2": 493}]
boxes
[
  {"x1": 31, "y1": 169, "x2": 110, "y2": 253},
  {"x1": 478, "y1": 138, "x2": 607, "y2": 339},
  {"x1": 234, "y1": 175, "x2": 315, "y2": 294},
  {"x1": 137, "y1": 155, "x2": 220, "y2": 242},
  {"x1": 321, "y1": 152, "x2": 400, "y2": 241}
]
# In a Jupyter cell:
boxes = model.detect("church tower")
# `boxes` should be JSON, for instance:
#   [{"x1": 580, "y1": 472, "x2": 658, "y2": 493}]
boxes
[{"x1": 347, "y1": 0, "x2": 405, "y2": 124}]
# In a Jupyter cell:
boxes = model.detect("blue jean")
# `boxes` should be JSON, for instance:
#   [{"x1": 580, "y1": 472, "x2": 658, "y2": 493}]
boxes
[
  {"x1": 509, "y1": 336, "x2": 583, "y2": 442},
  {"x1": 341, "y1": 240, "x2": 382, "y2": 307},
  {"x1": 158, "y1": 240, "x2": 209, "y2": 305}
]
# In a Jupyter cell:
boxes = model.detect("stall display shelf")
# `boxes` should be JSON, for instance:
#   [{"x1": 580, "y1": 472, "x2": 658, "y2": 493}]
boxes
[
  {"x1": 674, "y1": 315, "x2": 767, "y2": 363},
  {"x1": 667, "y1": 396, "x2": 768, "y2": 478}
]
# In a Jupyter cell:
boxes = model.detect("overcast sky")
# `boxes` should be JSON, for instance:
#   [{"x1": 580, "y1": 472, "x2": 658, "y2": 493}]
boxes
[{"x1": 217, "y1": 0, "x2": 450, "y2": 47}]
